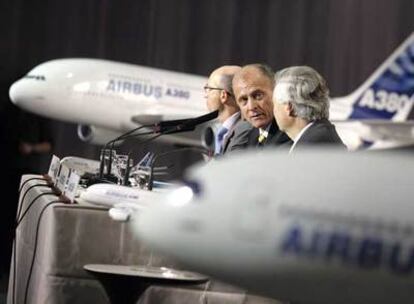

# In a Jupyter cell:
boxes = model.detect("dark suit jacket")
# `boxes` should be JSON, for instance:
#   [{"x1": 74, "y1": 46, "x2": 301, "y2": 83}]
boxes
[
  {"x1": 247, "y1": 119, "x2": 292, "y2": 148},
  {"x1": 293, "y1": 119, "x2": 346, "y2": 151}
]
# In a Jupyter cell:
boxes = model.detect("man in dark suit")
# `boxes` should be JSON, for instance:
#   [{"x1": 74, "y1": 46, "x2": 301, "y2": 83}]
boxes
[
  {"x1": 231, "y1": 64, "x2": 291, "y2": 151},
  {"x1": 272, "y1": 66, "x2": 346, "y2": 153},
  {"x1": 204, "y1": 65, "x2": 250, "y2": 155}
]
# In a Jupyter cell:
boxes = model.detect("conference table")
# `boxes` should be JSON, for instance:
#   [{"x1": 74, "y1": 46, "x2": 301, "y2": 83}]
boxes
[{"x1": 8, "y1": 175, "x2": 282, "y2": 304}]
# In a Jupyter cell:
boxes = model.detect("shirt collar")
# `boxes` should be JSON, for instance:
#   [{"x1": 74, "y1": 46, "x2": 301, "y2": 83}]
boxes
[
  {"x1": 222, "y1": 112, "x2": 240, "y2": 130},
  {"x1": 289, "y1": 121, "x2": 314, "y2": 153}
]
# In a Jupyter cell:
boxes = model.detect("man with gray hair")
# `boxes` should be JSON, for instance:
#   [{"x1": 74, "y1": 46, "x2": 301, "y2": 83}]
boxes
[{"x1": 273, "y1": 66, "x2": 346, "y2": 152}]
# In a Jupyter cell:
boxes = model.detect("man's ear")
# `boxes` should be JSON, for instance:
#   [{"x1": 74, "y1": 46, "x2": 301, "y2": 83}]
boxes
[
  {"x1": 287, "y1": 102, "x2": 295, "y2": 117},
  {"x1": 219, "y1": 90, "x2": 228, "y2": 104}
]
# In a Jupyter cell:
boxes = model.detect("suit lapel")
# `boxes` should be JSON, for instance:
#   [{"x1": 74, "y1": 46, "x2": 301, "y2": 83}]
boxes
[{"x1": 222, "y1": 114, "x2": 241, "y2": 153}]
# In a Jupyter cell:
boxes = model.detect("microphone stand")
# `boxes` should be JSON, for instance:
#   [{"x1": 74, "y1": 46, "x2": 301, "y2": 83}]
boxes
[
  {"x1": 98, "y1": 125, "x2": 149, "y2": 180},
  {"x1": 123, "y1": 133, "x2": 163, "y2": 186},
  {"x1": 97, "y1": 110, "x2": 219, "y2": 186}
]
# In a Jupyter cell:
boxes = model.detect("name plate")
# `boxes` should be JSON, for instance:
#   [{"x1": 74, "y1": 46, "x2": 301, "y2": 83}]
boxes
[
  {"x1": 56, "y1": 165, "x2": 70, "y2": 193},
  {"x1": 64, "y1": 171, "x2": 81, "y2": 203},
  {"x1": 47, "y1": 155, "x2": 61, "y2": 184}
]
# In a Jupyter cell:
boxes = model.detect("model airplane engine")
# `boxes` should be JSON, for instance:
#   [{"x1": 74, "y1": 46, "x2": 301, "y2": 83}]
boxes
[{"x1": 77, "y1": 124, "x2": 125, "y2": 145}]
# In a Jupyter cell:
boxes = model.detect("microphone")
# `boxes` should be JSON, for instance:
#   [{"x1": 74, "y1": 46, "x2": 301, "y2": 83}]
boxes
[
  {"x1": 121, "y1": 110, "x2": 218, "y2": 186},
  {"x1": 159, "y1": 110, "x2": 218, "y2": 135},
  {"x1": 98, "y1": 125, "x2": 149, "y2": 179},
  {"x1": 153, "y1": 110, "x2": 218, "y2": 134},
  {"x1": 98, "y1": 110, "x2": 219, "y2": 184}
]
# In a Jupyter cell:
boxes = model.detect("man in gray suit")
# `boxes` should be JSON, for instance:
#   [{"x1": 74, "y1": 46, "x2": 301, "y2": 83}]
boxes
[
  {"x1": 272, "y1": 66, "x2": 346, "y2": 153},
  {"x1": 204, "y1": 65, "x2": 250, "y2": 155}
]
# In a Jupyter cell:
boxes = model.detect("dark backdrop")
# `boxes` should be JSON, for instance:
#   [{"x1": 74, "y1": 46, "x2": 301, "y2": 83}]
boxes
[
  {"x1": 0, "y1": 0, "x2": 413, "y2": 281},
  {"x1": 2, "y1": 0, "x2": 414, "y2": 92}
]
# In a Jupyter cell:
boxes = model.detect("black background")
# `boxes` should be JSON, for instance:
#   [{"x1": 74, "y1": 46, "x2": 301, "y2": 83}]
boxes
[{"x1": 0, "y1": 0, "x2": 413, "y2": 275}]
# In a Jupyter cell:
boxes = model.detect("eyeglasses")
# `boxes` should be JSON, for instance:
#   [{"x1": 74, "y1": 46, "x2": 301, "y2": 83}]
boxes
[{"x1": 203, "y1": 86, "x2": 232, "y2": 96}]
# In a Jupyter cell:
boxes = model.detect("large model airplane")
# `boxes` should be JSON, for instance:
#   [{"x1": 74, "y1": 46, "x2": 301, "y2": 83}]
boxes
[
  {"x1": 132, "y1": 149, "x2": 414, "y2": 304},
  {"x1": 9, "y1": 59, "x2": 209, "y2": 146},
  {"x1": 9, "y1": 33, "x2": 414, "y2": 150}
]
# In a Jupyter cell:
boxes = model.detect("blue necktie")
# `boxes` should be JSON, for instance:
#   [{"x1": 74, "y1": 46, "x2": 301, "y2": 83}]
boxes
[{"x1": 215, "y1": 126, "x2": 228, "y2": 154}]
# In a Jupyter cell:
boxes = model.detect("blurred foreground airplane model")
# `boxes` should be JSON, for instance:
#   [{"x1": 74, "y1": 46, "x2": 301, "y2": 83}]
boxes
[
  {"x1": 9, "y1": 33, "x2": 414, "y2": 150},
  {"x1": 133, "y1": 150, "x2": 414, "y2": 304}
]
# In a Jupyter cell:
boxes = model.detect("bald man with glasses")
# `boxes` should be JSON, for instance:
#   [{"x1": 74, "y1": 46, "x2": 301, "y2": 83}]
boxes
[{"x1": 204, "y1": 65, "x2": 252, "y2": 155}]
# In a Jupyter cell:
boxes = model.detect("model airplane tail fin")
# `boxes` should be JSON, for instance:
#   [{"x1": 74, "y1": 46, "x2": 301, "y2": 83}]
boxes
[{"x1": 343, "y1": 33, "x2": 414, "y2": 122}]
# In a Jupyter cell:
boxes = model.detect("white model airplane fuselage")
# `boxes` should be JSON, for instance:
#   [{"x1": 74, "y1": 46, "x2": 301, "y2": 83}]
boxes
[
  {"x1": 10, "y1": 59, "x2": 208, "y2": 144},
  {"x1": 132, "y1": 150, "x2": 414, "y2": 304},
  {"x1": 9, "y1": 32, "x2": 414, "y2": 149}
]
